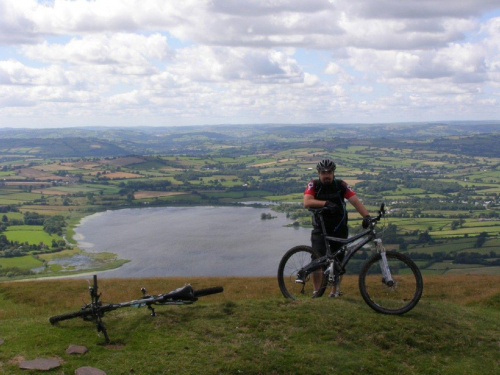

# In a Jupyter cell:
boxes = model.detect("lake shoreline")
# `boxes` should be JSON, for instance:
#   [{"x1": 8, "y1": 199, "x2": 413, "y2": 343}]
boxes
[{"x1": 69, "y1": 205, "x2": 309, "y2": 279}]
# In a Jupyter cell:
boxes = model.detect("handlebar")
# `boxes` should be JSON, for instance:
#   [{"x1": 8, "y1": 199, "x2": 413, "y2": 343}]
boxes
[
  {"x1": 309, "y1": 203, "x2": 385, "y2": 227},
  {"x1": 372, "y1": 203, "x2": 385, "y2": 223}
]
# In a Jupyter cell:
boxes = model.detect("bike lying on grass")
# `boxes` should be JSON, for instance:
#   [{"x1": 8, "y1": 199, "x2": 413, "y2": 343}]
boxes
[
  {"x1": 277, "y1": 204, "x2": 423, "y2": 315},
  {"x1": 49, "y1": 275, "x2": 223, "y2": 343}
]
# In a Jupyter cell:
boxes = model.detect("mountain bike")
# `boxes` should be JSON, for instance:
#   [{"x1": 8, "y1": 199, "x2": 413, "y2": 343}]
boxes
[
  {"x1": 277, "y1": 204, "x2": 423, "y2": 315},
  {"x1": 49, "y1": 275, "x2": 223, "y2": 343}
]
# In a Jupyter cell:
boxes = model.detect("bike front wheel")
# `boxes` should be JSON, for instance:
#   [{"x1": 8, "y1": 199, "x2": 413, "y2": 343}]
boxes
[
  {"x1": 277, "y1": 245, "x2": 327, "y2": 300},
  {"x1": 359, "y1": 251, "x2": 423, "y2": 315}
]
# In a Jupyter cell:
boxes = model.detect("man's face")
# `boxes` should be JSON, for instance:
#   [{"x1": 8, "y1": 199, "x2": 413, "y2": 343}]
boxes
[{"x1": 318, "y1": 170, "x2": 334, "y2": 184}]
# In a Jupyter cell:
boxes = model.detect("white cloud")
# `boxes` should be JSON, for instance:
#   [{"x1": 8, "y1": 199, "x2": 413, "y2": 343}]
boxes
[
  {"x1": 22, "y1": 33, "x2": 169, "y2": 67},
  {"x1": 0, "y1": 59, "x2": 69, "y2": 86},
  {"x1": 0, "y1": 0, "x2": 499, "y2": 127}
]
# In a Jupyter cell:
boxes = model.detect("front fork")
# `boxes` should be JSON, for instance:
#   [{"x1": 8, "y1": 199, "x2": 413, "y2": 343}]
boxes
[
  {"x1": 374, "y1": 239, "x2": 394, "y2": 287},
  {"x1": 325, "y1": 259, "x2": 340, "y2": 284}
]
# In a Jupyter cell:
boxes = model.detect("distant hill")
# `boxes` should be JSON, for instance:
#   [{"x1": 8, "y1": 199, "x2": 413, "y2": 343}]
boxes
[
  {"x1": 1, "y1": 121, "x2": 499, "y2": 159},
  {"x1": 0, "y1": 137, "x2": 129, "y2": 158}
]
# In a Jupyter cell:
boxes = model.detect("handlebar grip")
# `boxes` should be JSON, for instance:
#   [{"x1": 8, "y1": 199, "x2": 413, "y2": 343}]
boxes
[
  {"x1": 193, "y1": 286, "x2": 223, "y2": 297},
  {"x1": 49, "y1": 308, "x2": 93, "y2": 324}
]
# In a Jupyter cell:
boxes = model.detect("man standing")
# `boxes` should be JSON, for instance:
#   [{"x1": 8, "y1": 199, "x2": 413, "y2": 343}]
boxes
[{"x1": 303, "y1": 158, "x2": 370, "y2": 297}]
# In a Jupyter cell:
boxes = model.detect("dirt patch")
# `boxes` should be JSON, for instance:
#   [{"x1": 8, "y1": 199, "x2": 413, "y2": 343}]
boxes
[{"x1": 8, "y1": 355, "x2": 25, "y2": 366}]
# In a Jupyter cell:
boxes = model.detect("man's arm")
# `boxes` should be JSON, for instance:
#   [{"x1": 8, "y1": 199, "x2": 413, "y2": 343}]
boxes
[
  {"x1": 347, "y1": 195, "x2": 370, "y2": 217},
  {"x1": 303, "y1": 193, "x2": 328, "y2": 209}
]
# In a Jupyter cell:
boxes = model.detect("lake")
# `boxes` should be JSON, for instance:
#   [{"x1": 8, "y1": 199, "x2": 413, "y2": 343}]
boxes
[{"x1": 74, "y1": 206, "x2": 311, "y2": 278}]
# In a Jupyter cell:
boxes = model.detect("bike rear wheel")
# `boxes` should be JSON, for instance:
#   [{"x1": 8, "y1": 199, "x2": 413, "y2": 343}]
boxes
[
  {"x1": 359, "y1": 251, "x2": 423, "y2": 315},
  {"x1": 277, "y1": 245, "x2": 327, "y2": 300}
]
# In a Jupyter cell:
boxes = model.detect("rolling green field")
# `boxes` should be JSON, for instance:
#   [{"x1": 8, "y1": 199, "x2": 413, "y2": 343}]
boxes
[
  {"x1": 0, "y1": 125, "x2": 499, "y2": 279},
  {"x1": 4, "y1": 225, "x2": 63, "y2": 245}
]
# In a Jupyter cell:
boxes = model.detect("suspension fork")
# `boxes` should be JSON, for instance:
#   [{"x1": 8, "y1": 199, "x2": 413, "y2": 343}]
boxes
[
  {"x1": 325, "y1": 255, "x2": 344, "y2": 283},
  {"x1": 374, "y1": 239, "x2": 394, "y2": 287}
]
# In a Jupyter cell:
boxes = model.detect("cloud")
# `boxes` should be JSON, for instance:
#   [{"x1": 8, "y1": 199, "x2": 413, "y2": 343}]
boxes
[
  {"x1": 0, "y1": 0, "x2": 499, "y2": 127},
  {"x1": 169, "y1": 46, "x2": 303, "y2": 83},
  {"x1": 0, "y1": 0, "x2": 41, "y2": 44},
  {"x1": 22, "y1": 33, "x2": 169, "y2": 70},
  {"x1": 341, "y1": 0, "x2": 500, "y2": 19}
]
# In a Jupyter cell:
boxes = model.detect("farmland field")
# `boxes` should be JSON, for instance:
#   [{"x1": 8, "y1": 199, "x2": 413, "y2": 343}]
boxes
[
  {"x1": 0, "y1": 123, "x2": 499, "y2": 279},
  {"x1": 4, "y1": 225, "x2": 63, "y2": 245}
]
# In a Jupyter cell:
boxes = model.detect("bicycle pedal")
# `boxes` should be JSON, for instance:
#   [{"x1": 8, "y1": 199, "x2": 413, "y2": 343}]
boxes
[{"x1": 295, "y1": 279, "x2": 305, "y2": 284}]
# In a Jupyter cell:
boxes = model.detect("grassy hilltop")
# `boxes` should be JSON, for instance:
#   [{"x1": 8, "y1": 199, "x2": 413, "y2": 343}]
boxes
[{"x1": 0, "y1": 275, "x2": 498, "y2": 374}]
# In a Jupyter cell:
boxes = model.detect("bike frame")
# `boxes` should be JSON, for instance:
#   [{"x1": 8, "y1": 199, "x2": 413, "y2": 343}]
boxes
[
  {"x1": 318, "y1": 212, "x2": 374, "y2": 271},
  {"x1": 50, "y1": 275, "x2": 223, "y2": 343},
  {"x1": 85, "y1": 275, "x2": 200, "y2": 319},
  {"x1": 302, "y1": 204, "x2": 390, "y2": 284}
]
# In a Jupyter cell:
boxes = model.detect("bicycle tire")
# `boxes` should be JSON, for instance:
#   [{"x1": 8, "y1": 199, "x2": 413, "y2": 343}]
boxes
[
  {"x1": 359, "y1": 251, "x2": 423, "y2": 315},
  {"x1": 49, "y1": 308, "x2": 93, "y2": 324},
  {"x1": 277, "y1": 245, "x2": 327, "y2": 300},
  {"x1": 193, "y1": 286, "x2": 224, "y2": 297}
]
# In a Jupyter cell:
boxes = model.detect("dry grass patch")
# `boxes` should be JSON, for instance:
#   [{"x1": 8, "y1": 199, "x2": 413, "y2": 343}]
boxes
[
  {"x1": 99, "y1": 157, "x2": 145, "y2": 167},
  {"x1": 67, "y1": 161, "x2": 101, "y2": 169},
  {"x1": 33, "y1": 163, "x2": 78, "y2": 172},
  {"x1": 18, "y1": 205, "x2": 74, "y2": 214},
  {"x1": 31, "y1": 189, "x2": 70, "y2": 196},
  {"x1": 6, "y1": 274, "x2": 498, "y2": 308},
  {"x1": 101, "y1": 172, "x2": 143, "y2": 179},
  {"x1": 16, "y1": 168, "x2": 73, "y2": 182},
  {"x1": 422, "y1": 274, "x2": 500, "y2": 305},
  {"x1": 344, "y1": 179, "x2": 362, "y2": 185},
  {"x1": 134, "y1": 191, "x2": 187, "y2": 199},
  {"x1": 4, "y1": 181, "x2": 47, "y2": 186}
]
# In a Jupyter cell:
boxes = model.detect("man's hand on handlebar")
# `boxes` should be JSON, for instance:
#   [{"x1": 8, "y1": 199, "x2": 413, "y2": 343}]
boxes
[{"x1": 362, "y1": 215, "x2": 371, "y2": 229}]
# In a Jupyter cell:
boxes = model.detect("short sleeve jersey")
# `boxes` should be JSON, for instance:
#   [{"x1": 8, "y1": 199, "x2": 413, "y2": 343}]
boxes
[
  {"x1": 304, "y1": 178, "x2": 356, "y2": 236},
  {"x1": 304, "y1": 179, "x2": 356, "y2": 200}
]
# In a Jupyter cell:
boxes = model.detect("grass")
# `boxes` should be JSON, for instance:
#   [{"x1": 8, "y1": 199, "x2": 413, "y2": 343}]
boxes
[
  {"x1": 4, "y1": 225, "x2": 63, "y2": 245},
  {"x1": 0, "y1": 255, "x2": 43, "y2": 269},
  {"x1": 0, "y1": 275, "x2": 498, "y2": 374}
]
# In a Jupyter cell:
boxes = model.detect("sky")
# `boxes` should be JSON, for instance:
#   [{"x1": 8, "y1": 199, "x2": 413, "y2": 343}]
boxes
[{"x1": 1, "y1": 0, "x2": 500, "y2": 129}]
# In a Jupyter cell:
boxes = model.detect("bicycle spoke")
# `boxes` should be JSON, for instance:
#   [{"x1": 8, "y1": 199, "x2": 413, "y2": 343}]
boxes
[
  {"x1": 359, "y1": 251, "x2": 423, "y2": 314},
  {"x1": 278, "y1": 246, "x2": 327, "y2": 300}
]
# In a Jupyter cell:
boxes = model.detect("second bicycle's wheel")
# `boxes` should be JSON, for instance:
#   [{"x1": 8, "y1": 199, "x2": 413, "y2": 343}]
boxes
[
  {"x1": 277, "y1": 245, "x2": 327, "y2": 300},
  {"x1": 359, "y1": 251, "x2": 423, "y2": 315}
]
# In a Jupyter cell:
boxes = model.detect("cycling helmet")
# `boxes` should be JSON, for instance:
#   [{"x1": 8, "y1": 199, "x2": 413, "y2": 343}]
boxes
[{"x1": 316, "y1": 159, "x2": 336, "y2": 172}]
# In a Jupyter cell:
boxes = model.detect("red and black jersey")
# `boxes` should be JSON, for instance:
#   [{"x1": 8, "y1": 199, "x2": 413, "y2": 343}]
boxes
[
  {"x1": 304, "y1": 178, "x2": 356, "y2": 234},
  {"x1": 304, "y1": 179, "x2": 356, "y2": 200}
]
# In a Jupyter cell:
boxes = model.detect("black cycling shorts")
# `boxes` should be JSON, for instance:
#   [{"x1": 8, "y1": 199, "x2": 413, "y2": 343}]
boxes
[{"x1": 311, "y1": 231, "x2": 346, "y2": 261}]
